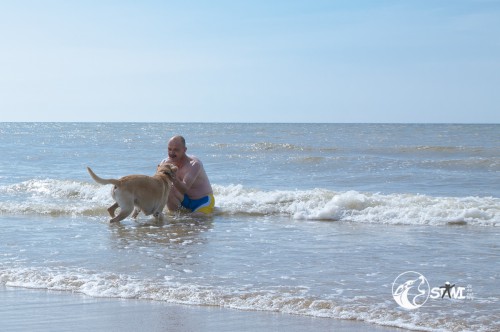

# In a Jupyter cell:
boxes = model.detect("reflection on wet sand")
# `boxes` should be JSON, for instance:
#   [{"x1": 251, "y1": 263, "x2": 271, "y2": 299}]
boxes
[{"x1": 109, "y1": 215, "x2": 214, "y2": 249}]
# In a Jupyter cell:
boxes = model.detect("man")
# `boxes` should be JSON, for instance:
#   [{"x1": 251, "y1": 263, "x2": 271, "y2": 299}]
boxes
[{"x1": 161, "y1": 135, "x2": 215, "y2": 215}]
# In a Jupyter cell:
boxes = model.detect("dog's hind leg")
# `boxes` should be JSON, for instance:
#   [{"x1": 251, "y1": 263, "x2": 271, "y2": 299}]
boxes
[
  {"x1": 107, "y1": 203, "x2": 119, "y2": 217},
  {"x1": 109, "y1": 192, "x2": 135, "y2": 223},
  {"x1": 109, "y1": 206, "x2": 133, "y2": 223}
]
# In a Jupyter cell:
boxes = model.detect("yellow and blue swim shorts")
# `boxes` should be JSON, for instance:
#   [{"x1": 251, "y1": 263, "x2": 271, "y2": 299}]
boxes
[{"x1": 181, "y1": 193, "x2": 215, "y2": 214}]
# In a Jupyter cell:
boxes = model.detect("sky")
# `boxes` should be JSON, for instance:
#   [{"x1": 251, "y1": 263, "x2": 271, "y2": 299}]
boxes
[{"x1": 1, "y1": 0, "x2": 499, "y2": 123}]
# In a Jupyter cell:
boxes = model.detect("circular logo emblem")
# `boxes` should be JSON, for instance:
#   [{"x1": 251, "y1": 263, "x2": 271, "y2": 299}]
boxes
[{"x1": 392, "y1": 271, "x2": 430, "y2": 310}]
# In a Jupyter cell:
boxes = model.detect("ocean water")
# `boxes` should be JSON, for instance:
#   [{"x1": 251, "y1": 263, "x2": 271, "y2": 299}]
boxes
[{"x1": 0, "y1": 123, "x2": 499, "y2": 331}]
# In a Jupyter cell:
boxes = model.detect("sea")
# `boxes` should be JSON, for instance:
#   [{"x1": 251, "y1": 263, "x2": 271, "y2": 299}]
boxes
[{"x1": 0, "y1": 123, "x2": 498, "y2": 332}]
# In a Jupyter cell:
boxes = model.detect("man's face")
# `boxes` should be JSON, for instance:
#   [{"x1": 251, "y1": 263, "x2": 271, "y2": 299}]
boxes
[{"x1": 168, "y1": 139, "x2": 186, "y2": 163}]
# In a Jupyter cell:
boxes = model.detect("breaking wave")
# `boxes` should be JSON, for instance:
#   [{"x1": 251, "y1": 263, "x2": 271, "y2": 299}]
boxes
[{"x1": 0, "y1": 179, "x2": 498, "y2": 226}]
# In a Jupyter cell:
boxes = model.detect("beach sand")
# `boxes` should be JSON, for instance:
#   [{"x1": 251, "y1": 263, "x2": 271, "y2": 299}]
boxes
[{"x1": 0, "y1": 286, "x2": 403, "y2": 332}]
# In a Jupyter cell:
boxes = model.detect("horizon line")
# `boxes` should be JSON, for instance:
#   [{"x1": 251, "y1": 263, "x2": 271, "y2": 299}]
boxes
[{"x1": 1, "y1": 121, "x2": 499, "y2": 125}]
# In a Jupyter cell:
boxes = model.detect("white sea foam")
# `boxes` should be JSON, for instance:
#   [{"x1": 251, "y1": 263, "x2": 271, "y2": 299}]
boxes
[
  {"x1": 214, "y1": 184, "x2": 499, "y2": 226},
  {"x1": 1, "y1": 179, "x2": 498, "y2": 226},
  {"x1": 0, "y1": 179, "x2": 112, "y2": 216},
  {"x1": 0, "y1": 266, "x2": 496, "y2": 332}
]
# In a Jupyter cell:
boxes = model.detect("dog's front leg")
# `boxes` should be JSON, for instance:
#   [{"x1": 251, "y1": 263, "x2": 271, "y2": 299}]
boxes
[{"x1": 132, "y1": 208, "x2": 141, "y2": 219}]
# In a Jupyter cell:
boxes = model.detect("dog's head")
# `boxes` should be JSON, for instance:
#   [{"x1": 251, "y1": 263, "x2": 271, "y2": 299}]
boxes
[{"x1": 156, "y1": 163, "x2": 178, "y2": 180}]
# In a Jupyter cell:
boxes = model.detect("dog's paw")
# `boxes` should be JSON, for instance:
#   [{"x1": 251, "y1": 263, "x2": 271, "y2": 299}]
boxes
[{"x1": 153, "y1": 212, "x2": 164, "y2": 220}]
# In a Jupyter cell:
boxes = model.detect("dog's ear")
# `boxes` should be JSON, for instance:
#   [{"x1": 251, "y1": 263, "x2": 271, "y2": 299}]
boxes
[{"x1": 170, "y1": 165, "x2": 178, "y2": 172}]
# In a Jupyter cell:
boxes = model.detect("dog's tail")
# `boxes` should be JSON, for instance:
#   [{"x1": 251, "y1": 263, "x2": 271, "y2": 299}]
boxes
[{"x1": 87, "y1": 167, "x2": 121, "y2": 186}]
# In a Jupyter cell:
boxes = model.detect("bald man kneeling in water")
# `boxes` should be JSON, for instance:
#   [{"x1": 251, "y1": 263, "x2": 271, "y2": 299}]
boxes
[{"x1": 161, "y1": 135, "x2": 215, "y2": 215}]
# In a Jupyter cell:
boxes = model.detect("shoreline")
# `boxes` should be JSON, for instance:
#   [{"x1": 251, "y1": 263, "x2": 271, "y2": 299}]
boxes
[{"x1": 0, "y1": 286, "x2": 404, "y2": 332}]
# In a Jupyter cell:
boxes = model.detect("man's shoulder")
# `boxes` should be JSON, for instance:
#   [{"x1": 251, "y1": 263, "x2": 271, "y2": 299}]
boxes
[{"x1": 189, "y1": 155, "x2": 202, "y2": 163}]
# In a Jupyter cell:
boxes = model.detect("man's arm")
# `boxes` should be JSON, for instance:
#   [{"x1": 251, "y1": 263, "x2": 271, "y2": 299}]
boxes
[{"x1": 171, "y1": 161, "x2": 202, "y2": 195}]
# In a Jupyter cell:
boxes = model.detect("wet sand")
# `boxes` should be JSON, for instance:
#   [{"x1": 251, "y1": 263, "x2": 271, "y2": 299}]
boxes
[{"x1": 0, "y1": 286, "x2": 404, "y2": 332}]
